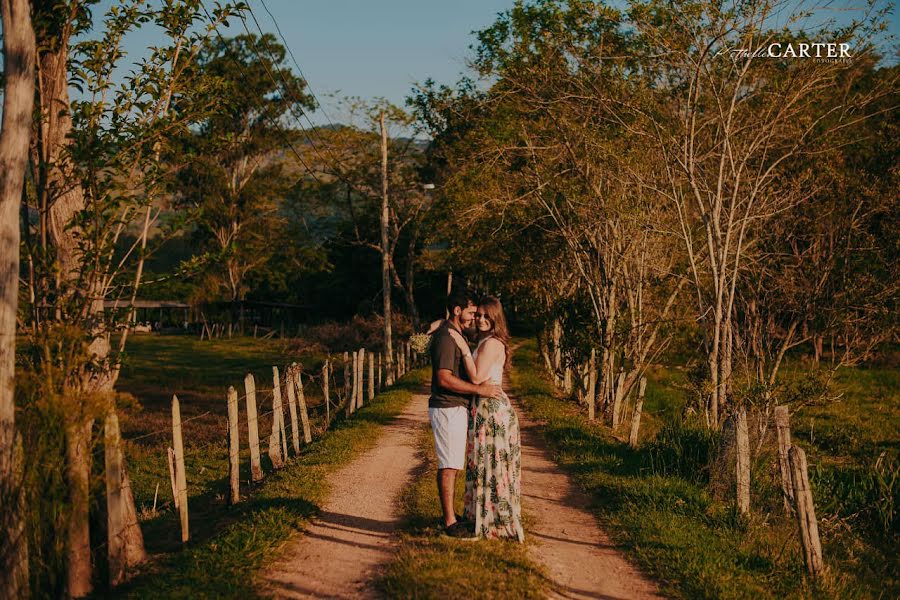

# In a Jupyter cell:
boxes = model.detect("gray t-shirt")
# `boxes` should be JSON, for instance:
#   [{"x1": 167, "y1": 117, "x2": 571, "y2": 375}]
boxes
[{"x1": 429, "y1": 322, "x2": 471, "y2": 409}]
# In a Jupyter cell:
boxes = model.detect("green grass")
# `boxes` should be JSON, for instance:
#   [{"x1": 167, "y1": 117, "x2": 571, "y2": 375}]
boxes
[
  {"x1": 508, "y1": 339, "x2": 898, "y2": 600},
  {"x1": 375, "y1": 421, "x2": 548, "y2": 599},
  {"x1": 112, "y1": 373, "x2": 423, "y2": 598}
]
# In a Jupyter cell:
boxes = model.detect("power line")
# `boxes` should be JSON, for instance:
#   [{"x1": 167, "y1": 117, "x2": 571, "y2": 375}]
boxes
[
  {"x1": 198, "y1": 0, "x2": 326, "y2": 188},
  {"x1": 256, "y1": 0, "x2": 340, "y2": 132},
  {"x1": 240, "y1": 3, "x2": 369, "y2": 196},
  {"x1": 237, "y1": 9, "x2": 344, "y2": 177}
]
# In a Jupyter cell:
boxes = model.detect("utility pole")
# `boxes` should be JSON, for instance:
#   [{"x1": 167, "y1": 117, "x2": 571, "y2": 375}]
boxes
[{"x1": 380, "y1": 112, "x2": 394, "y2": 385}]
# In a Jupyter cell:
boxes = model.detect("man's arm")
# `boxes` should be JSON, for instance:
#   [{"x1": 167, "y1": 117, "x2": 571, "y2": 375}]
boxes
[{"x1": 437, "y1": 369, "x2": 502, "y2": 398}]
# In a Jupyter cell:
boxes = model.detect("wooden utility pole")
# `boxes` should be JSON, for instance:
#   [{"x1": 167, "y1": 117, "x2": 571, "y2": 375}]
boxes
[
  {"x1": 380, "y1": 112, "x2": 395, "y2": 386},
  {"x1": 0, "y1": 0, "x2": 35, "y2": 595}
]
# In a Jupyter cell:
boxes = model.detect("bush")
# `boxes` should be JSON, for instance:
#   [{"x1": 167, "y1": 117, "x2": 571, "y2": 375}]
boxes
[
  {"x1": 298, "y1": 314, "x2": 413, "y2": 353},
  {"x1": 644, "y1": 417, "x2": 722, "y2": 485},
  {"x1": 811, "y1": 451, "x2": 899, "y2": 540}
]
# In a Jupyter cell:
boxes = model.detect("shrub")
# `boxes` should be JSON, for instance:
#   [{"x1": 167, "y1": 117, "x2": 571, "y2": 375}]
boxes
[
  {"x1": 811, "y1": 451, "x2": 899, "y2": 540},
  {"x1": 644, "y1": 417, "x2": 722, "y2": 485}
]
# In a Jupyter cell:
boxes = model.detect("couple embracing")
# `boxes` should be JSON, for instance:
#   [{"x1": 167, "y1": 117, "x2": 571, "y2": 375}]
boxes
[{"x1": 427, "y1": 289, "x2": 525, "y2": 542}]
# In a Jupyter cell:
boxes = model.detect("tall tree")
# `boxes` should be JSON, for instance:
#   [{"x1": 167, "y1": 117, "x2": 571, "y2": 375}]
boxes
[
  {"x1": 23, "y1": 2, "x2": 242, "y2": 594},
  {"x1": 0, "y1": 0, "x2": 35, "y2": 595},
  {"x1": 173, "y1": 33, "x2": 313, "y2": 311}
]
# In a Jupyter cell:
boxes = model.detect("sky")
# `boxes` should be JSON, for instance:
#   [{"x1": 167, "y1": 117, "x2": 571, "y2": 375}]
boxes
[
  {"x1": 93, "y1": 0, "x2": 896, "y2": 127},
  {"x1": 102, "y1": 0, "x2": 518, "y2": 128},
  {"x1": 3, "y1": 0, "x2": 895, "y2": 126}
]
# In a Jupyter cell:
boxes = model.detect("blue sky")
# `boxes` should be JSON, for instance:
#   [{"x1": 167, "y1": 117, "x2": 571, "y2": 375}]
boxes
[
  {"x1": 54, "y1": 0, "x2": 900, "y2": 130},
  {"x1": 101, "y1": 0, "x2": 517, "y2": 127}
]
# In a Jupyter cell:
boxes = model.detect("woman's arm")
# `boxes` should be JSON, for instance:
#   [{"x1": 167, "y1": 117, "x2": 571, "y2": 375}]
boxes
[{"x1": 447, "y1": 329, "x2": 486, "y2": 384}]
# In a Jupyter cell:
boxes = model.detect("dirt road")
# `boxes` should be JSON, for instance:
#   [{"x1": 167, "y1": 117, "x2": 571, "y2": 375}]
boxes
[{"x1": 262, "y1": 381, "x2": 661, "y2": 599}]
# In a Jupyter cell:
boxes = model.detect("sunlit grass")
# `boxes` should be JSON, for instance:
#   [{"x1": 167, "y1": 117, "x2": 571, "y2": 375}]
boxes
[{"x1": 508, "y1": 338, "x2": 898, "y2": 600}]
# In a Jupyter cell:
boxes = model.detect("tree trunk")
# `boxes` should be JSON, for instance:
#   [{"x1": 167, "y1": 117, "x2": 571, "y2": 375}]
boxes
[
  {"x1": 379, "y1": 112, "x2": 394, "y2": 384},
  {"x1": 0, "y1": 0, "x2": 35, "y2": 595},
  {"x1": 36, "y1": 30, "x2": 145, "y2": 594}
]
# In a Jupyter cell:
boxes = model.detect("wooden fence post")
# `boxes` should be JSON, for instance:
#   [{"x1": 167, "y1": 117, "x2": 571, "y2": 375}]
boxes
[
  {"x1": 105, "y1": 411, "x2": 146, "y2": 585},
  {"x1": 348, "y1": 351, "x2": 358, "y2": 416},
  {"x1": 587, "y1": 348, "x2": 597, "y2": 421},
  {"x1": 284, "y1": 367, "x2": 301, "y2": 456},
  {"x1": 167, "y1": 447, "x2": 177, "y2": 509},
  {"x1": 343, "y1": 351, "x2": 351, "y2": 402},
  {"x1": 375, "y1": 352, "x2": 381, "y2": 394},
  {"x1": 171, "y1": 395, "x2": 189, "y2": 543},
  {"x1": 227, "y1": 386, "x2": 240, "y2": 504},
  {"x1": 736, "y1": 407, "x2": 751, "y2": 515},
  {"x1": 323, "y1": 360, "x2": 330, "y2": 427},
  {"x1": 611, "y1": 371, "x2": 625, "y2": 428},
  {"x1": 356, "y1": 348, "x2": 366, "y2": 410},
  {"x1": 269, "y1": 367, "x2": 286, "y2": 468},
  {"x1": 368, "y1": 351, "x2": 375, "y2": 402},
  {"x1": 294, "y1": 367, "x2": 312, "y2": 444},
  {"x1": 245, "y1": 373, "x2": 263, "y2": 482},
  {"x1": 629, "y1": 377, "x2": 647, "y2": 448},
  {"x1": 774, "y1": 406, "x2": 794, "y2": 513},
  {"x1": 789, "y1": 446, "x2": 824, "y2": 577}
]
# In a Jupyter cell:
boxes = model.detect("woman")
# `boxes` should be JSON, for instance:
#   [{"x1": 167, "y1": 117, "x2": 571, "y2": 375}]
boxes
[{"x1": 446, "y1": 296, "x2": 524, "y2": 542}]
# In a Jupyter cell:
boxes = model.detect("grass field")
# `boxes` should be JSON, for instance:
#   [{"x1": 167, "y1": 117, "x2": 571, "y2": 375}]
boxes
[{"x1": 509, "y1": 339, "x2": 899, "y2": 600}]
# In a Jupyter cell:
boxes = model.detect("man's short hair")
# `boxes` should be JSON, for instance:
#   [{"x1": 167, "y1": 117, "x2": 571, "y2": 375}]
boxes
[{"x1": 446, "y1": 288, "x2": 477, "y2": 316}]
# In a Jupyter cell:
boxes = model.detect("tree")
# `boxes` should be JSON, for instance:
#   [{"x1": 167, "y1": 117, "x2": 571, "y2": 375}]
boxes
[
  {"x1": 173, "y1": 33, "x2": 314, "y2": 314},
  {"x1": 21, "y1": 1, "x2": 242, "y2": 594},
  {"x1": 627, "y1": 0, "x2": 894, "y2": 426},
  {"x1": 413, "y1": 1, "x2": 686, "y2": 414},
  {"x1": 0, "y1": 0, "x2": 35, "y2": 594},
  {"x1": 294, "y1": 99, "x2": 433, "y2": 329}
]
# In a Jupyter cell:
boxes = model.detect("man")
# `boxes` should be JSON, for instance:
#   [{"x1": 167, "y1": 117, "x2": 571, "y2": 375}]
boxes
[{"x1": 429, "y1": 288, "x2": 502, "y2": 538}]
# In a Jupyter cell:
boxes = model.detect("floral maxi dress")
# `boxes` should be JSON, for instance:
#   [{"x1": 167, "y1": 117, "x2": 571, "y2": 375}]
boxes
[{"x1": 463, "y1": 341, "x2": 525, "y2": 542}]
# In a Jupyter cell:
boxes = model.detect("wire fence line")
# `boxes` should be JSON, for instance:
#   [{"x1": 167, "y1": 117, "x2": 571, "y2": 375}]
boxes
[{"x1": 107, "y1": 339, "x2": 424, "y2": 550}]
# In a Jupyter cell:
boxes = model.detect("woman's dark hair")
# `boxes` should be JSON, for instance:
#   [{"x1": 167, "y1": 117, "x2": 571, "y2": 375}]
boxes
[
  {"x1": 479, "y1": 295, "x2": 511, "y2": 371},
  {"x1": 446, "y1": 288, "x2": 477, "y2": 316}
]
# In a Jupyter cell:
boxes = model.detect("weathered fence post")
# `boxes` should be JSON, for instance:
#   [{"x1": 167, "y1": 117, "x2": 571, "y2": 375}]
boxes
[
  {"x1": 587, "y1": 348, "x2": 597, "y2": 421},
  {"x1": 323, "y1": 359, "x2": 331, "y2": 427},
  {"x1": 376, "y1": 352, "x2": 382, "y2": 393},
  {"x1": 245, "y1": 373, "x2": 263, "y2": 482},
  {"x1": 348, "y1": 351, "x2": 358, "y2": 416},
  {"x1": 552, "y1": 319, "x2": 562, "y2": 386},
  {"x1": 284, "y1": 367, "x2": 301, "y2": 456},
  {"x1": 167, "y1": 447, "x2": 178, "y2": 509},
  {"x1": 611, "y1": 370, "x2": 625, "y2": 428},
  {"x1": 105, "y1": 411, "x2": 146, "y2": 585},
  {"x1": 343, "y1": 351, "x2": 351, "y2": 402},
  {"x1": 774, "y1": 406, "x2": 794, "y2": 512},
  {"x1": 368, "y1": 351, "x2": 375, "y2": 401},
  {"x1": 736, "y1": 407, "x2": 751, "y2": 515},
  {"x1": 357, "y1": 348, "x2": 366, "y2": 408},
  {"x1": 789, "y1": 446, "x2": 824, "y2": 577},
  {"x1": 171, "y1": 395, "x2": 189, "y2": 543},
  {"x1": 227, "y1": 386, "x2": 240, "y2": 505},
  {"x1": 293, "y1": 366, "x2": 312, "y2": 444},
  {"x1": 629, "y1": 377, "x2": 647, "y2": 448},
  {"x1": 269, "y1": 367, "x2": 286, "y2": 468}
]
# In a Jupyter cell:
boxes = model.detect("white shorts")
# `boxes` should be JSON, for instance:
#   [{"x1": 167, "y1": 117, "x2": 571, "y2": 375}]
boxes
[{"x1": 429, "y1": 406, "x2": 469, "y2": 470}]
